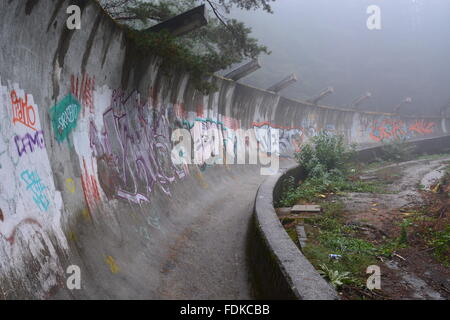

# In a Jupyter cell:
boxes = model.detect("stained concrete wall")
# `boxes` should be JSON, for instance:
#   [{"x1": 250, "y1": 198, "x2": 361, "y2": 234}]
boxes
[
  {"x1": 0, "y1": 0, "x2": 447, "y2": 299},
  {"x1": 250, "y1": 165, "x2": 339, "y2": 300}
]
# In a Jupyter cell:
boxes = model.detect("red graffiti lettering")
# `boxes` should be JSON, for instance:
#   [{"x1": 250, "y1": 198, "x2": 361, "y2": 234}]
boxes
[
  {"x1": 71, "y1": 74, "x2": 95, "y2": 116},
  {"x1": 81, "y1": 157, "x2": 100, "y2": 215},
  {"x1": 409, "y1": 120, "x2": 435, "y2": 134},
  {"x1": 10, "y1": 90, "x2": 37, "y2": 131}
]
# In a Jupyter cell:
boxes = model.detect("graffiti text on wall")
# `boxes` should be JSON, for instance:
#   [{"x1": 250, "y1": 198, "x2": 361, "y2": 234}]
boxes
[
  {"x1": 11, "y1": 90, "x2": 37, "y2": 131},
  {"x1": 80, "y1": 157, "x2": 101, "y2": 215},
  {"x1": 409, "y1": 120, "x2": 435, "y2": 135},
  {"x1": 20, "y1": 169, "x2": 50, "y2": 212},
  {"x1": 88, "y1": 89, "x2": 185, "y2": 206},
  {"x1": 369, "y1": 118, "x2": 436, "y2": 142},
  {"x1": 71, "y1": 74, "x2": 95, "y2": 116},
  {"x1": 14, "y1": 131, "x2": 45, "y2": 157},
  {"x1": 50, "y1": 93, "x2": 81, "y2": 142}
]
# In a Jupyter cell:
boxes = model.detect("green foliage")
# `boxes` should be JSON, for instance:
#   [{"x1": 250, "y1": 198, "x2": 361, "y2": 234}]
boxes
[
  {"x1": 126, "y1": 29, "x2": 218, "y2": 94},
  {"x1": 213, "y1": 0, "x2": 275, "y2": 13},
  {"x1": 398, "y1": 220, "x2": 410, "y2": 245},
  {"x1": 277, "y1": 133, "x2": 377, "y2": 207},
  {"x1": 377, "y1": 240, "x2": 406, "y2": 258},
  {"x1": 302, "y1": 202, "x2": 378, "y2": 288},
  {"x1": 295, "y1": 132, "x2": 354, "y2": 178},
  {"x1": 302, "y1": 201, "x2": 408, "y2": 290},
  {"x1": 380, "y1": 139, "x2": 416, "y2": 162},
  {"x1": 427, "y1": 225, "x2": 450, "y2": 266},
  {"x1": 100, "y1": 0, "x2": 271, "y2": 93},
  {"x1": 285, "y1": 225, "x2": 299, "y2": 244},
  {"x1": 318, "y1": 264, "x2": 353, "y2": 289}
]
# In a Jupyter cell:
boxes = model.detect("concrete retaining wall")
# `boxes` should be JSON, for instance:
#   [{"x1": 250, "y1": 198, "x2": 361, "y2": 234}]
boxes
[
  {"x1": 249, "y1": 165, "x2": 339, "y2": 300},
  {"x1": 0, "y1": 0, "x2": 447, "y2": 298}
]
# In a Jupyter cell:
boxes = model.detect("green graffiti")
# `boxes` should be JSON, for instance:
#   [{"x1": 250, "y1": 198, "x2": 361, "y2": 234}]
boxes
[{"x1": 50, "y1": 93, "x2": 81, "y2": 142}]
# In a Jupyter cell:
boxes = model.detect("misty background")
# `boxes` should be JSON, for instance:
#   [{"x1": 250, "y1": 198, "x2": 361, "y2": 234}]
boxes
[{"x1": 224, "y1": 0, "x2": 450, "y2": 116}]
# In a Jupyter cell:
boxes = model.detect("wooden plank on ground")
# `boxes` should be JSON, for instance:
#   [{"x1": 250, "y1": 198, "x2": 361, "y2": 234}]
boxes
[{"x1": 291, "y1": 205, "x2": 321, "y2": 213}]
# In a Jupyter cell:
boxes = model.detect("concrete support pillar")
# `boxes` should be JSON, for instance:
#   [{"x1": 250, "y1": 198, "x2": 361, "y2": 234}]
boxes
[
  {"x1": 224, "y1": 59, "x2": 261, "y2": 81},
  {"x1": 393, "y1": 97, "x2": 412, "y2": 113},
  {"x1": 308, "y1": 87, "x2": 334, "y2": 105},
  {"x1": 351, "y1": 92, "x2": 372, "y2": 109},
  {"x1": 146, "y1": 5, "x2": 208, "y2": 37},
  {"x1": 266, "y1": 73, "x2": 298, "y2": 93}
]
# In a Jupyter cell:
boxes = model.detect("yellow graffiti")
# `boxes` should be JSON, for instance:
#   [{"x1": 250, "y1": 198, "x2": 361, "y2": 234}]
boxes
[
  {"x1": 194, "y1": 169, "x2": 209, "y2": 189},
  {"x1": 81, "y1": 208, "x2": 91, "y2": 221},
  {"x1": 67, "y1": 231, "x2": 77, "y2": 242},
  {"x1": 66, "y1": 178, "x2": 76, "y2": 193},
  {"x1": 105, "y1": 255, "x2": 120, "y2": 274}
]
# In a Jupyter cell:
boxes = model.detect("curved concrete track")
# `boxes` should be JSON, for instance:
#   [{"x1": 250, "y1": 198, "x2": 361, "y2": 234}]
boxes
[
  {"x1": 50, "y1": 165, "x2": 268, "y2": 299},
  {"x1": 155, "y1": 168, "x2": 264, "y2": 299}
]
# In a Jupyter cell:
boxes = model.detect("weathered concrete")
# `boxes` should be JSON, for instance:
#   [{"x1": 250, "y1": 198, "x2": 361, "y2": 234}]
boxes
[
  {"x1": 0, "y1": 0, "x2": 448, "y2": 299},
  {"x1": 250, "y1": 164, "x2": 339, "y2": 300}
]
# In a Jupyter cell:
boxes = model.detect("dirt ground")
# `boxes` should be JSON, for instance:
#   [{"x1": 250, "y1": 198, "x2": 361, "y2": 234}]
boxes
[{"x1": 340, "y1": 156, "x2": 450, "y2": 300}]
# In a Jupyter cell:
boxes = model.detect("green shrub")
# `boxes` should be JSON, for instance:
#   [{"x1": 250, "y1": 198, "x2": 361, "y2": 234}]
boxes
[
  {"x1": 380, "y1": 139, "x2": 416, "y2": 162},
  {"x1": 277, "y1": 132, "x2": 378, "y2": 206},
  {"x1": 428, "y1": 225, "x2": 450, "y2": 265},
  {"x1": 295, "y1": 132, "x2": 354, "y2": 178},
  {"x1": 318, "y1": 264, "x2": 353, "y2": 289}
]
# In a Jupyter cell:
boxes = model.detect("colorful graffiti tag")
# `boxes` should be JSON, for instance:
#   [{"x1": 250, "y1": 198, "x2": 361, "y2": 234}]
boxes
[
  {"x1": 85, "y1": 89, "x2": 186, "y2": 205},
  {"x1": 14, "y1": 130, "x2": 45, "y2": 157},
  {"x1": 80, "y1": 157, "x2": 101, "y2": 215},
  {"x1": 71, "y1": 73, "x2": 95, "y2": 116},
  {"x1": 0, "y1": 80, "x2": 67, "y2": 299},
  {"x1": 252, "y1": 120, "x2": 321, "y2": 155},
  {"x1": 409, "y1": 120, "x2": 435, "y2": 135},
  {"x1": 49, "y1": 93, "x2": 81, "y2": 142},
  {"x1": 20, "y1": 169, "x2": 50, "y2": 212},
  {"x1": 368, "y1": 118, "x2": 436, "y2": 142},
  {"x1": 11, "y1": 89, "x2": 37, "y2": 131}
]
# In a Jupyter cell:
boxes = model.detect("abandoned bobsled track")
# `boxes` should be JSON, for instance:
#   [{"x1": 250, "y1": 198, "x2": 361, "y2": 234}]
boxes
[{"x1": 0, "y1": 0, "x2": 449, "y2": 299}]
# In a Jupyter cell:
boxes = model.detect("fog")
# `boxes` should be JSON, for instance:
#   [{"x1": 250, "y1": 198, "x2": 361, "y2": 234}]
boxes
[{"x1": 228, "y1": 0, "x2": 450, "y2": 116}]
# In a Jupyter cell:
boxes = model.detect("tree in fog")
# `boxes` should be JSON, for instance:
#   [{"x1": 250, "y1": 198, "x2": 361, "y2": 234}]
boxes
[{"x1": 99, "y1": 0, "x2": 275, "y2": 91}]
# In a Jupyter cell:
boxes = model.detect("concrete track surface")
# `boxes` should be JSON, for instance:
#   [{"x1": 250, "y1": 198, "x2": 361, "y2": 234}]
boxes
[{"x1": 55, "y1": 165, "x2": 267, "y2": 299}]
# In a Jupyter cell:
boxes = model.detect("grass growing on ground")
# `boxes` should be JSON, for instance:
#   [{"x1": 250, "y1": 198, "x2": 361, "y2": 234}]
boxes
[
  {"x1": 301, "y1": 201, "x2": 407, "y2": 291},
  {"x1": 399, "y1": 206, "x2": 450, "y2": 266},
  {"x1": 277, "y1": 174, "x2": 383, "y2": 207},
  {"x1": 428, "y1": 226, "x2": 450, "y2": 266},
  {"x1": 399, "y1": 165, "x2": 450, "y2": 266}
]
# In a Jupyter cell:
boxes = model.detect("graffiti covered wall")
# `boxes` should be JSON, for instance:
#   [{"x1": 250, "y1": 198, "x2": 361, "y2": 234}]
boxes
[{"x1": 0, "y1": 0, "x2": 447, "y2": 298}]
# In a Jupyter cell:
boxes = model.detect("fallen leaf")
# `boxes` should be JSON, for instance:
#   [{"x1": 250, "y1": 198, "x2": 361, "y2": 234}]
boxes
[{"x1": 431, "y1": 183, "x2": 440, "y2": 193}]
